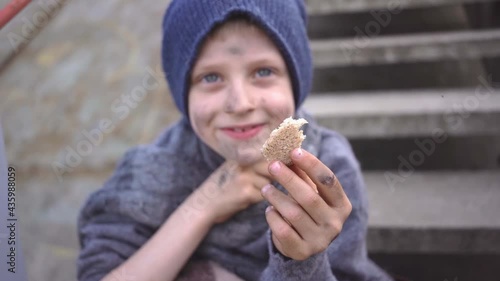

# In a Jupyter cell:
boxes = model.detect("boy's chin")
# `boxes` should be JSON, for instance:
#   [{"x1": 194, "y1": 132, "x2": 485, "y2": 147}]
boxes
[{"x1": 225, "y1": 149, "x2": 264, "y2": 167}]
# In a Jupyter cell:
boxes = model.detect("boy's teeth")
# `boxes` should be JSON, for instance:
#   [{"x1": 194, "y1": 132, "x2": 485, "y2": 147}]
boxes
[{"x1": 230, "y1": 125, "x2": 261, "y2": 132}]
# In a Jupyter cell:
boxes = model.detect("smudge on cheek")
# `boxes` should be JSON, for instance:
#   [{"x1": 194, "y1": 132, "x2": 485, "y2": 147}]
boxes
[
  {"x1": 270, "y1": 106, "x2": 293, "y2": 125},
  {"x1": 191, "y1": 110, "x2": 208, "y2": 137}
]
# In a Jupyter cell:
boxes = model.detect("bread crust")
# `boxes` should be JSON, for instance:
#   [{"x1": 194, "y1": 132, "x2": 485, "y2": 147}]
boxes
[{"x1": 261, "y1": 117, "x2": 308, "y2": 165}]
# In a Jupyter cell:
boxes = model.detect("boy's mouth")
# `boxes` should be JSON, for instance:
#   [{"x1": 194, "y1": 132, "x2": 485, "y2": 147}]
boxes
[
  {"x1": 227, "y1": 124, "x2": 260, "y2": 132},
  {"x1": 221, "y1": 124, "x2": 265, "y2": 140}
]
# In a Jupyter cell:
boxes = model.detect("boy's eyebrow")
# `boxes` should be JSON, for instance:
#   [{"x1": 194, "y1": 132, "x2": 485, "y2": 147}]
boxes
[
  {"x1": 252, "y1": 56, "x2": 281, "y2": 64},
  {"x1": 247, "y1": 57, "x2": 286, "y2": 69},
  {"x1": 191, "y1": 62, "x2": 223, "y2": 76}
]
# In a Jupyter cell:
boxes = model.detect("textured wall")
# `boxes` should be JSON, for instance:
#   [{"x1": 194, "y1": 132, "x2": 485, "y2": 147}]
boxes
[{"x1": 0, "y1": 1, "x2": 177, "y2": 280}]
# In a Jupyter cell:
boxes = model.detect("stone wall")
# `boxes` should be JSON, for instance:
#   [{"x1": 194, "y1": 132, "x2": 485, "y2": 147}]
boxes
[{"x1": 0, "y1": 1, "x2": 177, "y2": 280}]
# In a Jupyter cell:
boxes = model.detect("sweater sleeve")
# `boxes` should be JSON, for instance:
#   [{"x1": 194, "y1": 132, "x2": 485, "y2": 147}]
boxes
[
  {"x1": 77, "y1": 211, "x2": 154, "y2": 281},
  {"x1": 76, "y1": 146, "x2": 191, "y2": 281},
  {"x1": 259, "y1": 229, "x2": 338, "y2": 281}
]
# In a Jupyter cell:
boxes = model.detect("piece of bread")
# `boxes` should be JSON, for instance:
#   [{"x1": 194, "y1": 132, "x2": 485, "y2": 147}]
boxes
[{"x1": 261, "y1": 117, "x2": 308, "y2": 165}]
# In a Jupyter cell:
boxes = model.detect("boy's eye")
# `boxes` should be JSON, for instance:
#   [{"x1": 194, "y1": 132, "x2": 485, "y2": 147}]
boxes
[
  {"x1": 202, "y1": 73, "x2": 220, "y2": 83},
  {"x1": 256, "y1": 68, "x2": 273, "y2": 77}
]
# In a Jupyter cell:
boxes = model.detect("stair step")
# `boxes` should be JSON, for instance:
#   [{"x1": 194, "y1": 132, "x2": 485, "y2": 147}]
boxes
[
  {"x1": 306, "y1": 0, "x2": 500, "y2": 15},
  {"x1": 350, "y1": 135, "x2": 500, "y2": 170},
  {"x1": 371, "y1": 253, "x2": 500, "y2": 281},
  {"x1": 365, "y1": 170, "x2": 500, "y2": 253},
  {"x1": 312, "y1": 59, "x2": 487, "y2": 92},
  {"x1": 311, "y1": 29, "x2": 500, "y2": 67},
  {"x1": 308, "y1": 4, "x2": 472, "y2": 40},
  {"x1": 303, "y1": 89, "x2": 500, "y2": 138}
]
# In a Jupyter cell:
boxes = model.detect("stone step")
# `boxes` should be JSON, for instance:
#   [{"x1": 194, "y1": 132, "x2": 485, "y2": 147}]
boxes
[
  {"x1": 306, "y1": 0, "x2": 500, "y2": 15},
  {"x1": 350, "y1": 135, "x2": 500, "y2": 170},
  {"x1": 308, "y1": 4, "x2": 472, "y2": 40},
  {"x1": 311, "y1": 29, "x2": 500, "y2": 67},
  {"x1": 364, "y1": 170, "x2": 500, "y2": 254},
  {"x1": 312, "y1": 58, "x2": 488, "y2": 92},
  {"x1": 371, "y1": 253, "x2": 500, "y2": 281},
  {"x1": 303, "y1": 88, "x2": 500, "y2": 138}
]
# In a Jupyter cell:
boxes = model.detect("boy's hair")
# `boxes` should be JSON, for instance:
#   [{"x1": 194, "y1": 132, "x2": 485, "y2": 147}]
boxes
[{"x1": 161, "y1": 0, "x2": 313, "y2": 122}]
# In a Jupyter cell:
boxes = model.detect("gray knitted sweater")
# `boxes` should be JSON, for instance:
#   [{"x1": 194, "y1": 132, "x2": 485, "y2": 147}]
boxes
[{"x1": 77, "y1": 110, "x2": 393, "y2": 281}]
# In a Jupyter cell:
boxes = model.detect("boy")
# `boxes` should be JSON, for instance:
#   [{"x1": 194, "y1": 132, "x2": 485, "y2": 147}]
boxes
[{"x1": 77, "y1": 0, "x2": 394, "y2": 280}]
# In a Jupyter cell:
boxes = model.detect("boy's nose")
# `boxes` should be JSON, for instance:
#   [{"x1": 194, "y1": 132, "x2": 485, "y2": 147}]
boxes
[{"x1": 224, "y1": 80, "x2": 256, "y2": 114}]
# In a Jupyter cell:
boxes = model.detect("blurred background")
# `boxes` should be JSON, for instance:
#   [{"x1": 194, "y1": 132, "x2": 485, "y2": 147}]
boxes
[{"x1": 0, "y1": 0, "x2": 499, "y2": 280}]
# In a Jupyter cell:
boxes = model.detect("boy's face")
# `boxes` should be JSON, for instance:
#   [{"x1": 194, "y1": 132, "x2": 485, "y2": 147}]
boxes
[{"x1": 188, "y1": 23, "x2": 295, "y2": 166}]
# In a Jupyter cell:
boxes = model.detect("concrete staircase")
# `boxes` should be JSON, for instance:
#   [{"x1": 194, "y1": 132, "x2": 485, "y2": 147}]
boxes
[{"x1": 303, "y1": 0, "x2": 500, "y2": 280}]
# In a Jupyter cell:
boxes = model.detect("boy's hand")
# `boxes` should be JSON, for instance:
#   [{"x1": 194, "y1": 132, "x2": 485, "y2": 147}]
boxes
[
  {"x1": 261, "y1": 148, "x2": 352, "y2": 261},
  {"x1": 198, "y1": 160, "x2": 271, "y2": 224}
]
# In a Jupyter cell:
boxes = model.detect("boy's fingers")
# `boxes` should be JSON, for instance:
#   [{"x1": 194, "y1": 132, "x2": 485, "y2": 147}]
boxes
[
  {"x1": 289, "y1": 164, "x2": 317, "y2": 193},
  {"x1": 261, "y1": 184, "x2": 316, "y2": 235},
  {"x1": 267, "y1": 163, "x2": 330, "y2": 223},
  {"x1": 251, "y1": 177, "x2": 270, "y2": 201},
  {"x1": 290, "y1": 148, "x2": 349, "y2": 208},
  {"x1": 265, "y1": 206, "x2": 302, "y2": 252},
  {"x1": 254, "y1": 172, "x2": 271, "y2": 187}
]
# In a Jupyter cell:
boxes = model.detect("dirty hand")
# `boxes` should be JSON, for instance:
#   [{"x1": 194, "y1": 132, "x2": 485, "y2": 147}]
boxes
[
  {"x1": 197, "y1": 159, "x2": 271, "y2": 224},
  {"x1": 261, "y1": 148, "x2": 352, "y2": 261}
]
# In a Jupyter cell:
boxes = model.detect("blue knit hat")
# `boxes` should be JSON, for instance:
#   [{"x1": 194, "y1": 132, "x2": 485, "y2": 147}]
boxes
[{"x1": 161, "y1": 0, "x2": 312, "y2": 120}]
